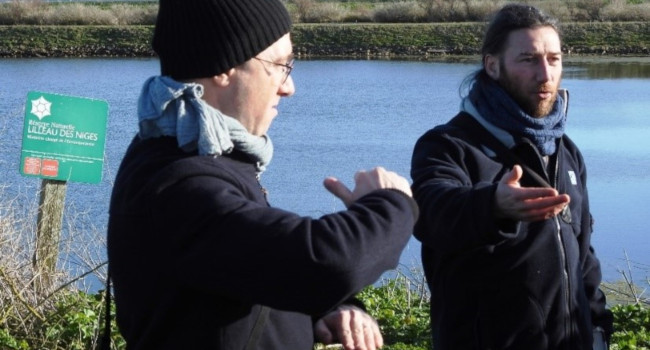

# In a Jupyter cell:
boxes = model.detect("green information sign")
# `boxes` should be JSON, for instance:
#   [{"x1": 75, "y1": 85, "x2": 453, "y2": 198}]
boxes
[{"x1": 20, "y1": 91, "x2": 109, "y2": 184}]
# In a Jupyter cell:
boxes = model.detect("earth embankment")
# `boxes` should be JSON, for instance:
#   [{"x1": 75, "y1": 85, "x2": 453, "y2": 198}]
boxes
[{"x1": 1, "y1": 22, "x2": 648, "y2": 59}]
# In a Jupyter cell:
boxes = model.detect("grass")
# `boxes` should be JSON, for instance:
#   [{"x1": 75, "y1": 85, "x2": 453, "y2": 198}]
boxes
[{"x1": 0, "y1": 21, "x2": 648, "y2": 59}]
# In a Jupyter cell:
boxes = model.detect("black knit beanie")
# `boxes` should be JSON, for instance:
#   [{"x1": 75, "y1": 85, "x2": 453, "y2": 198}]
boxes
[{"x1": 153, "y1": 0, "x2": 292, "y2": 80}]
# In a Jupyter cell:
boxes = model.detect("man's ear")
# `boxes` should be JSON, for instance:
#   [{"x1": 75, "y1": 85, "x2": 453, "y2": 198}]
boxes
[
  {"x1": 214, "y1": 68, "x2": 236, "y2": 87},
  {"x1": 484, "y1": 54, "x2": 500, "y2": 80}
]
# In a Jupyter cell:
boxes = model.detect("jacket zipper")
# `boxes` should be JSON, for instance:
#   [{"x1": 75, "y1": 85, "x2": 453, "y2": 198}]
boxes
[
  {"x1": 550, "y1": 149, "x2": 573, "y2": 343},
  {"x1": 532, "y1": 141, "x2": 572, "y2": 343},
  {"x1": 554, "y1": 215, "x2": 572, "y2": 339},
  {"x1": 256, "y1": 174, "x2": 270, "y2": 205}
]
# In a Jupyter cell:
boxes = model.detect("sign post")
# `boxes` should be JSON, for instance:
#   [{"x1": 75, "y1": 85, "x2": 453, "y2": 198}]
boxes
[
  {"x1": 20, "y1": 91, "x2": 108, "y2": 293},
  {"x1": 34, "y1": 179, "x2": 66, "y2": 294}
]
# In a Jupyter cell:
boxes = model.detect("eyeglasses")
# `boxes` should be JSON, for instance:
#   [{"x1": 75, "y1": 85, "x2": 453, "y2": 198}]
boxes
[{"x1": 254, "y1": 57, "x2": 295, "y2": 84}]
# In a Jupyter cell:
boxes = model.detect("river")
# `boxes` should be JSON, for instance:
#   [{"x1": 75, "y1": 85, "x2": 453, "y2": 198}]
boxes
[{"x1": 1, "y1": 57, "x2": 649, "y2": 289}]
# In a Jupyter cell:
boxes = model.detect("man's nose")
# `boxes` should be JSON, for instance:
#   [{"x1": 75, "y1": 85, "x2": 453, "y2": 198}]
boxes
[
  {"x1": 537, "y1": 59, "x2": 553, "y2": 83},
  {"x1": 279, "y1": 75, "x2": 295, "y2": 97}
]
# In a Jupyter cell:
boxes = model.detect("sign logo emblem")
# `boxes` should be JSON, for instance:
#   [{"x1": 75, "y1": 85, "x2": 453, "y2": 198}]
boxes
[{"x1": 30, "y1": 96, "x2": 52, "y2": 120}]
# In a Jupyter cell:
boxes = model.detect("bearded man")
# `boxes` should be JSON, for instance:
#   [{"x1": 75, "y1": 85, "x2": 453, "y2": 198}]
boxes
[{"x1": 410, "y1": 4, "x2": 613, "y2": 349}]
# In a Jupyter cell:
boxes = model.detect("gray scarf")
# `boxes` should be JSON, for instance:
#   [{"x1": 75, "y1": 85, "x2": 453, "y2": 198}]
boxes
[{"x1": 137, "y1": 76, "x2": 273, "y2": 174}]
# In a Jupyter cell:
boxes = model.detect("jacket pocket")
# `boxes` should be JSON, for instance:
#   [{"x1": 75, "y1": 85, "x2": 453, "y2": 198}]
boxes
[{"x1": 474, "y1": 287, "x2": 548, "y2": 350}]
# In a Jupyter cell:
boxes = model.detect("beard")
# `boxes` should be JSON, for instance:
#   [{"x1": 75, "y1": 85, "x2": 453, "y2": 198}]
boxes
[{"x1": 497, "y1": 60, "x2": 560, "y2": 118}]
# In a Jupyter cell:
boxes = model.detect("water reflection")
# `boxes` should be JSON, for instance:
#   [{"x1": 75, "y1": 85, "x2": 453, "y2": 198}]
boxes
[{"x1": 565, "y1": 61, "x2": 650, "y2": 79}]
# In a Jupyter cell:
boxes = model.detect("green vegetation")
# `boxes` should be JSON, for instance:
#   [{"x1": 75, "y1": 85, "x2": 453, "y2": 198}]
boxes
[
  {"x1": 357, "y1": 271, "x2": 431, "y2": 349},
  {"x1": 0, "y1": 1, "x2": 649, "y2": 58},
  {"x1": 352, "y1": 270, "x2": 650, "y2": 350},
  {"x1": 0, "y1": 25, "x2": 153, "y2": 57},
  {"x1": 0, "y1": 21, "x2": 648, "y2": 58},
  {"x1": 0, "y1": 287, "x2": 125, "y2": 350},
  {"x1": 292, "y1": 21, "x2": 650, "y2": 57},
  {"x1": 0, "y1": 184, "x2": 118, "y2": 349},
  {"x1": 611, "y1": 303, "x2": 650, "y2": 349},
  {"x1": 1, "y1": 276, "x2": 648, "y2": 350}
]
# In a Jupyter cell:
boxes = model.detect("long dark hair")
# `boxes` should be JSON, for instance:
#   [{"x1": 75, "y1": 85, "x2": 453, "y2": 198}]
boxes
[{"x1": 460, "y1": 4, "x2": 560, "y2": 97}]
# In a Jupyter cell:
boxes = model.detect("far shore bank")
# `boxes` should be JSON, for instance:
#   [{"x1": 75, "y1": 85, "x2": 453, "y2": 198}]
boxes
[{"x1": 1, "y1": 22, "x2": 649, "y2": 60}]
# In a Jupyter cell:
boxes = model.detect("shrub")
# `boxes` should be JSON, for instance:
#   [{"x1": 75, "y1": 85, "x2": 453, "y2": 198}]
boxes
[
  {"x1": 418, "y1": 0, "x2": 467, "y2": 22},
  {"x1": 339, "y1": 3, "x2": 375, "y2": 23},
  {"x1": 0, "y1": 1, "x2": 158, "y2": 25},
  {"x1": 464, "y1": 0, "x2": 508, "y2": 22},
  {"x1": 537, "y1": 0, "x2": 576, "y2": 22},
  {"x1": 0, "y1": 0, "x2": 44, "y2": 25},
  {"x1": 0, "y1": 181, "x2": 114, "y2": 349},
  {"x1": 40, "y1": 290, "x2": 124, "y2": 350},
  {"x1": 305, "y1": 2, "x2": 347, "y2": 23},
  {"x1": 383, "y1": 342, "x2": 429, "y2": 350},
  {"x1": 357, "y1": 269, "x2": 431, "y2": 348},
  {"x1": 46, "y1": 3, "x2": 117, "y2": 25},
  {"x1": 107, "y1": 3, "x2": 158, "y2": 25},
  {"x1": 610, "y1": 303, "x2": 650, "y2": 349},
  {"x1": 602, "y1": 0, "x2": 650, "y2": 21},
  {"x1": 372, "y1": 2, "x2": 427, "y2": 23},
  {"x1": 2, "y1": 0, "x2": 650, "y2": 24},
  {"x1": 289, "y1": 0, "x2": 349, "y2": 23}
]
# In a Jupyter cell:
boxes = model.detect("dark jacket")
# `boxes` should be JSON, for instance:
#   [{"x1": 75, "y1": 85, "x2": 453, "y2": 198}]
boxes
[
  {"x1": 108, "y1": 136, "x2": 417, "y2": 350},
  {"x1": 410, "y1": 112, "x2": 612, "y2": 350}
]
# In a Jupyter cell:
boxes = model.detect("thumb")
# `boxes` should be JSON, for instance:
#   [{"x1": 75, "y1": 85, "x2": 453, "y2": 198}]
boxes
[
  {"x1": 501, "y1": 165, "x2": 523, "y2": 186},
  {"x1": 323, "y1": 177, "x2": 353, "y2": 207},
  {"x1": 313, "y1": 318, "x2": 334, "y2": 344}
]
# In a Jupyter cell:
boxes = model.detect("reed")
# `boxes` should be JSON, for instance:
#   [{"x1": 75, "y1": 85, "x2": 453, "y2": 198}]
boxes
[{"x1": 1, "y1": 0, "x2": 649, "y2": 25}]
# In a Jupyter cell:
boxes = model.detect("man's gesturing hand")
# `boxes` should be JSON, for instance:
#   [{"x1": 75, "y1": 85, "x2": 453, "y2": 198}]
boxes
[
  {"x1": 494, "y1": 165, "x2": 570, "y2": 222},
  {"x1": 323, "y1": 167, "x2": 412, "y2": 208}
]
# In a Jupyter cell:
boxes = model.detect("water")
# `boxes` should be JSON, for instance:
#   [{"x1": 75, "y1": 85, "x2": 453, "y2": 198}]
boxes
[{"x1": 1, "y1": 57, "x2": 649, "y2": 289}]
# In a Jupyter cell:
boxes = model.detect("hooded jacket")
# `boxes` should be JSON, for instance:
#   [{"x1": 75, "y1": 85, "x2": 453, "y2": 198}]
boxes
[
  {"x1": 410, "y1": 98, "x2": 612, "y2": 349},
  {"x1": 108, "y1": 136, "x2": 417, "y2": 349}
]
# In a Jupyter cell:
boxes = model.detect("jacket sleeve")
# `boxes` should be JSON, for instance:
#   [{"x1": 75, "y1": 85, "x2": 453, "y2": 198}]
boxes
[
  {"x1": 156, "y1": 174, "x2": 417, "y2": 316},
  {"x1": 410, "y1": 128, "x2": 519, "y2": 254}
]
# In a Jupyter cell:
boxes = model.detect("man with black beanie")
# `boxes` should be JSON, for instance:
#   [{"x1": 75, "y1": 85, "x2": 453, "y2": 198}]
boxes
[{"x1": 106, "y1": 0, "x2": 417, "y2": 349}]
